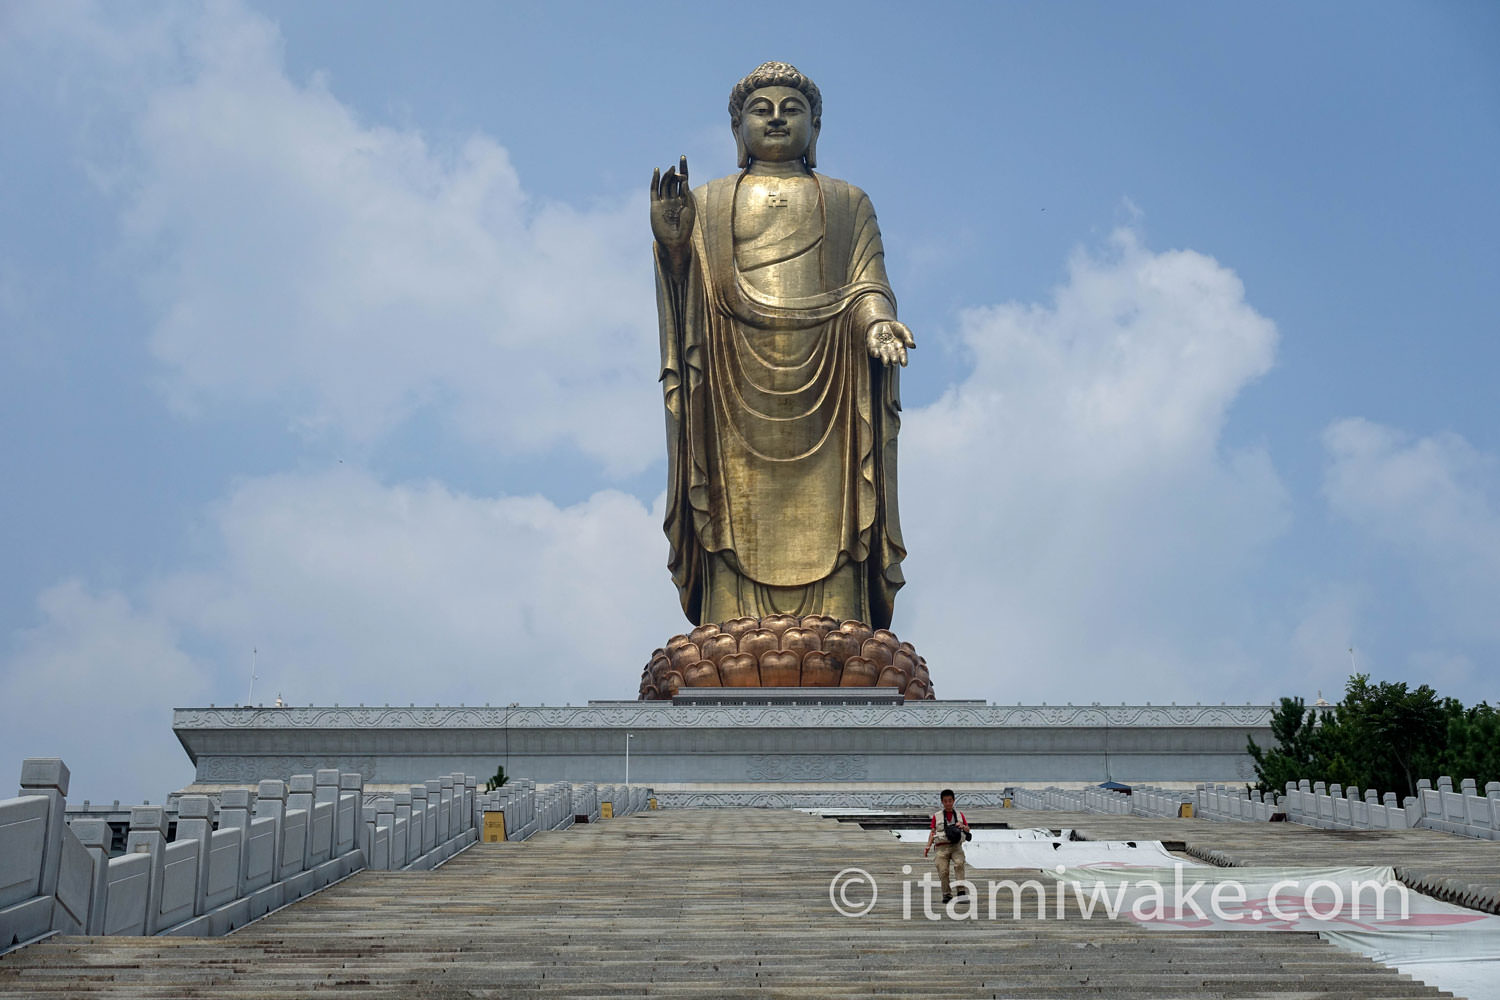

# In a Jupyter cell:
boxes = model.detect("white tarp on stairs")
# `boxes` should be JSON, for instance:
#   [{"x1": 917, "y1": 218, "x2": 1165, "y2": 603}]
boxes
[
  {"x1": 892, "y1": 828, "x2": 1199, "y2": 870},
  {"x1": 1049, "y1": 864, "x2": 1500, "y2": 1000}
]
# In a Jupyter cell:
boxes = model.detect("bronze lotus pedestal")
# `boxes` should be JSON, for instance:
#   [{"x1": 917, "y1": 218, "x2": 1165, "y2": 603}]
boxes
[{"x1": 639, "y1": 615, "x2": 933, "y2": 700}]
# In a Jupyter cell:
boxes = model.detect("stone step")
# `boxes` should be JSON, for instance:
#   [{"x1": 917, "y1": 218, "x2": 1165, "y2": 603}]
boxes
[{"x1": 0, "y1": 809, "x2": 1461, "y2": 998}]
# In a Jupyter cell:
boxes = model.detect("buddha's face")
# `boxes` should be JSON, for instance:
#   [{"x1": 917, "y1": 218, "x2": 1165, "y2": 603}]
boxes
[{"x1": 737, "y1": 86, "x2": 817, "y2": 164}]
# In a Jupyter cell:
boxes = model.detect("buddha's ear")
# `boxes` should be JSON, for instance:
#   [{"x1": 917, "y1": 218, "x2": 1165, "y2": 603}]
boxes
[
  {"x1": 733, "y1": 122, "x2": 749, "y2": 169},
  {"x1": 805, "y1": 118, "x2": 821, "y2": 169}
]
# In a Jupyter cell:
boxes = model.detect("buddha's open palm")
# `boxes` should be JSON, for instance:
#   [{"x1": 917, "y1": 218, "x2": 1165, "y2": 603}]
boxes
[{"x1": 868, "y1": 320, "x2": 915, "y2": 367}]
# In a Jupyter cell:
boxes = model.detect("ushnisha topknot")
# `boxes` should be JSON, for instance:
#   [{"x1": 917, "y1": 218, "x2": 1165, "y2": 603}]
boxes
[{"x1": 728, "y1": 61, "x2": 822, "y2": 125}]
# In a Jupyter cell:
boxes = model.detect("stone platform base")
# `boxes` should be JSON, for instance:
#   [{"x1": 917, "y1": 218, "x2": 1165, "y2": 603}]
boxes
[{"x1": 173, "y1": 696, "x2": 1271, "y2": 792}]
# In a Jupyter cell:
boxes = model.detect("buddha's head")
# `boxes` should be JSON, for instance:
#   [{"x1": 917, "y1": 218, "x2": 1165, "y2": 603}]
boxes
[{"x1": 729, "y1": 61, "x2": 822, "y2": 169}]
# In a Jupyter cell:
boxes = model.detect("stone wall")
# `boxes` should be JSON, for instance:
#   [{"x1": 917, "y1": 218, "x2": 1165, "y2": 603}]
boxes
[
  {"x1": 0, "y1": 758, "x2": 651, "y2": 950},
  {"x1": 173, "y1": 700, "x2": 1274, "y2": 788}
]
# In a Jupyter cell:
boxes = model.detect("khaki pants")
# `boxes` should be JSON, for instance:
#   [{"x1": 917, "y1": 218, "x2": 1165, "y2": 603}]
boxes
[{"x1": 934, "y1": 842, "x2": 966, "y2": 896}]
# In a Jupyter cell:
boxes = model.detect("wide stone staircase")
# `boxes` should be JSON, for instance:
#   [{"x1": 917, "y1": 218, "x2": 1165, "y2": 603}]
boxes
[{"x1": 0, "y1": 809, "x2": 1458, "y2": 997}]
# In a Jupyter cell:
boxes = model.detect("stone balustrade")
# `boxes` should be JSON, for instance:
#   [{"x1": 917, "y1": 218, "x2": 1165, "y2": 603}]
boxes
[
  {"x1": 1127, "y1": 784, "x2": 1196, "y2": 818},
  {"x1": 1279, "y1": 776, "x2": 1500, "y2": 839},
  {"x1": 468, "y1": 781, "x2": 650, "y2": 840},
  {"x1": 1009, "y1": 774, "x2": 1500, "y2": 842},
  {"x1": 1193, "y1": 783, "x2": 1280, "y2": 823},
  {"x1": 357, "y1": 771, "x2": 481, "y2": 875},
  {"x1": 1011, "y1": 786, "x2": 1129, "y2": 813},
  {"x1": 1, "y1": 759, "x2": 638, "y2": 950}
]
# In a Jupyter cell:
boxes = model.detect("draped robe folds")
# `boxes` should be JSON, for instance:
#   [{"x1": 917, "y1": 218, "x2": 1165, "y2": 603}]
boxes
[{"x1": 656, "y1": 171, "x2": 907, "y2": 629}]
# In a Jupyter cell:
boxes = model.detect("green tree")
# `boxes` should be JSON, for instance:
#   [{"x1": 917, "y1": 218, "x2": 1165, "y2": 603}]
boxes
[
  {"x1": 1331, "y1": 674, "x2": 1445, "y2": 797},
  {"x1": 1431, "y1": 701, "x2": 1500, "y2": 787},
  {"x1": 1249, "y1": 673, "x2": 1493, "y2": 800},
  {"x1": 1247, "y1": 696, "x2": 1321, "y2": 795}
]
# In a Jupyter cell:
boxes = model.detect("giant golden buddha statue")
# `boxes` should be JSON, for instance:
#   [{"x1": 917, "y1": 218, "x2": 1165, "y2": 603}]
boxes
[{"x1": 640, "y1": 62, "x2": 931, "y2": 699}]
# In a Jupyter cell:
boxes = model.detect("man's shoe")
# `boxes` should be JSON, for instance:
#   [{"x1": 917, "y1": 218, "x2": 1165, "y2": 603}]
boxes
[
  {"x1": 942, "y1": 893, "x2": 953, "y2": 903},
  {"x1": 956, "y1": 885, "x2": 969, "y2": 897}
]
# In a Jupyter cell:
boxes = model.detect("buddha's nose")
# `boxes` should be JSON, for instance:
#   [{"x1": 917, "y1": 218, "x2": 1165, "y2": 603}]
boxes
[{"x1": 769, "y1": 114, "x2": 786, "y2": 127}]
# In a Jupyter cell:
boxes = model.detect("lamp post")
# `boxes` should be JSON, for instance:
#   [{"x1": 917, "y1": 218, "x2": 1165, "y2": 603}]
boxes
[
  {"x1": 625, "y1": 733, "x2": 634, "y2": 787},
  {"x1": 503, "y1": 702, "x2": 520, "y2": 778}
]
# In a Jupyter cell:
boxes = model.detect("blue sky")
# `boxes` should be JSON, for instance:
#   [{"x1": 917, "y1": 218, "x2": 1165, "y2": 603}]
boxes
[{"x1": 2, "y1": 1, "x2": 1497, "y2": 802}]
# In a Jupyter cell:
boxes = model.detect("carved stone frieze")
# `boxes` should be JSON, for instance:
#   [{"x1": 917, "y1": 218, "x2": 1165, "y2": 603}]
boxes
[
  {"x1": 197, "y1": 756, "x2": 376, "y2": 782},
  {"x1": 175, "y1": 703, "x2": 1271, "y2": 731},
  {"x1": 745, "y1": 754, "x2": 868, "y2": 781}
]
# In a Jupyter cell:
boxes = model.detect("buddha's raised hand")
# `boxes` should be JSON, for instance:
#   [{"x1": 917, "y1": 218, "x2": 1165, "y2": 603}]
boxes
[
  {"x1": 650, "y1": 155, "x2": 695, "y2": 260},
  {"x1": 867, "y1": 320, "x2": 915, "y2": 367}
]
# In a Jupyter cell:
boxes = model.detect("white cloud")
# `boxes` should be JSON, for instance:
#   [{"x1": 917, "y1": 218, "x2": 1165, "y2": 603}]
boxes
[
  {"x1": 900, "y1": 228, "x2": 1288, "y2": 703},
  {"x1": 21, "y1": 0, "x2": 660, "y2": 474},
  {"x1": 0, "y1": 581, "x2": 206, "y2": 804},
  {"x1": 150, "y1": 467, "x2": 678, "y2": 708},
  {"x1": 1323, "y1": 417, "x2": 1500, "y2": 643}
]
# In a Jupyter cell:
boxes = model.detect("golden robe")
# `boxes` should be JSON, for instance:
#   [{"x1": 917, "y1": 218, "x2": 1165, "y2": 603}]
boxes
[{"x1": 656, "y1": 171, "x2": 906, "y2": 628}]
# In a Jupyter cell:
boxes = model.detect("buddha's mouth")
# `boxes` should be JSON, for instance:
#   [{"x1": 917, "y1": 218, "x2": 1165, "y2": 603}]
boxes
[{"x1": 766, "y1": 129, "x2": 789, "y2": 137}]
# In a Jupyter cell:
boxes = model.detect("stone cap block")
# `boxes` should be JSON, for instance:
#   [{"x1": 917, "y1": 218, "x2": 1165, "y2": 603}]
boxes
[
  {"x1": 220, "y1": 789, "x2": 252, "y2": 808},
  {"x1": 258, "y1": 780, "x2": 287, "y2": 799},
  {"x1": 425, "y1": 780, "x2": 441, "y2": 794},
  {"x1": 178, "y1": 795, "x2": 212, "y2": 819},
  {"x1": 20, "y1": 758, "x2": 71, "y2": 794},
  {"x1": 130, "y1": 805, "x2": 166, "y2": 831},
  {"x1": 289, "y1": 774, "x2": 316, "y2": 793},
  {"x1": 440, "y1": 776, "x2": 454, "y2": 789},
  {"x1": 1438, "y1": 776, "x2": 1453, "y2": 790},
  {"x1": 410, "y1": 785, "x2": 428, "y2": 800},
  {"x1": 315, "y1": 769, "x2": 340, "y2": 785},
  {"x1": 395, "y1": 791, "x2": 411, "y2": 805},
  {"x1": 375, "y1": 797, "x2": 395, "y2": 815},
  {"x1": 339, "y1": 773, "x2": 363, "y2": 790},
  {"x1": 70, "y1": 818, "x2": 111, "y2": 848}
]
